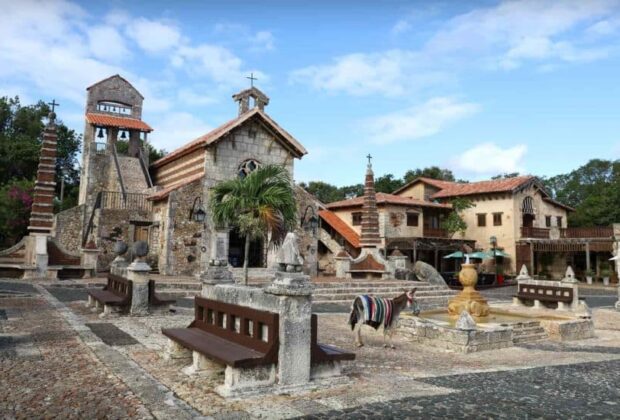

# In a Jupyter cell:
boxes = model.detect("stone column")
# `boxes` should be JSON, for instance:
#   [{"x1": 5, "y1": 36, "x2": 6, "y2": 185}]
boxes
[
  {"x1": 80, "y1": 246, "x2": 100, "y2": 278},
  {"x1": 335, "y1": 250, "x2": 351, "y2": 279},
  {"x1": 561, "y1": 266, "x2": 579, "y2": 311},
  {"x1": 32, "y1": 233, "x2": 49, "y2": 277},
  {"x1": 127, "y1": 260, "x2": 151, "y2": 316},
  {"x1": 264, "y1": 232, "x2": 313, "y2": 387},
  {"x1": 265, "y1": 271, "x2": 313, "y2": 387},
  {"x1": 127, "y1": 241, "x2": 151, "y2": 316},
  {"x1": 388, "y1": 247, "x2": 408, "y2": 278}
]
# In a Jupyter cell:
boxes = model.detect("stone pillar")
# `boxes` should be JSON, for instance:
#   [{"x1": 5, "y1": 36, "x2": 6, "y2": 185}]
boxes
[
  {"x1": 127, "y1": 260, "x2": 150, "y2": 316},
  {"x1": 265, "y1": 271, "x2": 313, "y2": 387},
  {"x1": 388, "y1": 248, "x2": 408, "y2": 278},
  {"x1": 80, "y1": 246, "x2": 100, "y2": 278},
  {"x1": 335, "y1": 250, "x2": 351, "y2": 279},
  {"x1": 561, "y1": 266, "x2": 579, "y2": 311},
  {"x1": 110, "y1": 240, "x2": 129, "y2": 277},
  {"x1": 127, "y1": 241, "x2": 151, "y2": 316},
  {"x1": 32, "y1": 233, "x2": 49, "y2": 276}
]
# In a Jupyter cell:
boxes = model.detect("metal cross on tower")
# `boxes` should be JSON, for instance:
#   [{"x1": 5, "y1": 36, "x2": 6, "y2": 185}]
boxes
[
  {"x1": 246, "y1": 73, "x2": 258, "y2": 88},
  {"x1": 48, "y1": 99, "x2": 59, "y2": 112},
  {"x1": 366, "y1": 153, "x2": 372, "y2": 164}
]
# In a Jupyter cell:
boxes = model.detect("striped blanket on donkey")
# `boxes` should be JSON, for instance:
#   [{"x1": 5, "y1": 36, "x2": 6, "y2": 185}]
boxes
[
  {"x1": 356, "y1": 295, "x2": 394, "y2": 330},
  {"x1": 348, "y1": 289, "x2": 417, "y2": 348}
]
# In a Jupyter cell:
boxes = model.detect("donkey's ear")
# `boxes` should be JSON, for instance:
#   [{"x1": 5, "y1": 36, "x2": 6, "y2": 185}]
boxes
[{"x1": 410, "y1": 288, "x2": 417, "y2": 294}]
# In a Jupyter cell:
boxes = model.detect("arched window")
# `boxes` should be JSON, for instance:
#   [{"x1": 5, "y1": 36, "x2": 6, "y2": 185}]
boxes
[
  {"x1": 522, "y1": 196, "x2": 534, "y2": 214},
  {"x1": 238, "y1": 159, "x2": 260, "y2": 179}
]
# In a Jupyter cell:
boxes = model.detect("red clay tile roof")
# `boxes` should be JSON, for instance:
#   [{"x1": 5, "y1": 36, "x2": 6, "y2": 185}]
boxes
[
  {"x1": 86, "y1": 113, "x2": 153, "y2": 132},
  {"x1": 147, "y1": 172, "x2": 204, "y2": 201},
  {"x1": 392, "y1": 176, "x2": 458, "y2": 195},
  {"x1": 325, "y1": 193, "x2": 452, "y2": 210},
  {"x1": 431, "y1": 176, "x2": 535, "y2": 199},
  {"x1": 319, "y1": 210, "x2": 360, "y2": 248},
  {"x1": 150, "y1": 108, "x2": 307, "y2": 169}
]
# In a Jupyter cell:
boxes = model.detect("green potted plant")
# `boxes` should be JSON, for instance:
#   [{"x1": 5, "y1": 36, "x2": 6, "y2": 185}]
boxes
[
  {"x1": 600, "y1": 263, "x2": 612, "y2": 286},
  {"x1": 585, "y1": 269, "x2": 594, "y2": 285}
]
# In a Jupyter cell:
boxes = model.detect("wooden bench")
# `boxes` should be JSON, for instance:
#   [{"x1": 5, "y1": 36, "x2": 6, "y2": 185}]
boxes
[
  {"x1": 515, "y1": 283, "x2": 573, "y2": 304},
  {"x1": 88, "y1": 274, "x2": 132, "y2": 313},
  {"x1": 162, "y1": 296, "x2": 279, "y2": 368},
  {"x1": 311, "y1": 314, "x2": 355, "y2": 364},
  {"x1": 148, "y1": 279, "x2": 176, "y2": 308}
]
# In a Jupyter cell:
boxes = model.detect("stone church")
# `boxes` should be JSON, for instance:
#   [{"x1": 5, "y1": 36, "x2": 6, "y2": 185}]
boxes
[{"x1": 53, "y1": 75, "x2": 319, "y2": 279}]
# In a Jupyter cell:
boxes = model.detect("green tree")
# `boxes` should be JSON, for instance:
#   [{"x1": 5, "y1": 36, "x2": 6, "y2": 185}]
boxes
[
  {"x1": 403, "y1": 166, "x2": 456, "y2": 183},
  {"x1": 374, "y1": 173, "x2": 404, "y2": 193},
  {"x1": 491, "y1": 172, "x2": 520, "y2": 180},
  {"x1": 299, "y1": 181, "x2": 344, "y2": 203},
  {"x1": 115, "y1": 138, "x2": 166, "y2": 162},
  {"x1": 543, "y1": 159, "x2": 620, "y2": 227},
  {"x1": 0, "y1": 179, "x2": 34, "y2": 247},
  {"x1": 210, "y1": 165, "x2": 298, "y2": 284},
  {"x1": 0, "y1": 96, "x2": 82, "y2": 242},
  {"x1": 441, "y1": 197, "x2": 475, "y2": 237}
]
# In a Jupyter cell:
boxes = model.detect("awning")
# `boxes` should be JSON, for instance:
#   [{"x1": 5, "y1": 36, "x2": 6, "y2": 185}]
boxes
[
  {"x1": 443, "y1": 251, "x2": 465, "y2": 259},
  {"x1": 489, "y1": 249, "x2": 510, "y2": 258},
  {"x1": 86, "y1": 113, "x2": 153, "y2": 132}
]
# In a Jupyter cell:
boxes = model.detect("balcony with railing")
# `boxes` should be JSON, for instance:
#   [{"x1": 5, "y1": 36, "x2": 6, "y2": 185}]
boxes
[
  {"x1": 423, "y1": 226, "x2": 450, "y2": 238},
  {"x1": 521, "y1": 225, "x2": 614, "y2": 240},
  {"x1": 100, "y1": 191, "x2": 152, "y2": 212}
]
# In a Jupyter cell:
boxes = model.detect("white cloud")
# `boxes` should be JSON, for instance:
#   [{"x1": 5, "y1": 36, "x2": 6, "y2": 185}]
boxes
[
  {"x1": 586, "y1": 18, "x2": 620, "y2": 36},
  {"x1": 292, "y1": 0, "x2": 619, "y2": 95},
  {"x1": 391, "y1": 19, "x2": 412, "y2": 35},
  {"x1": 290, "y1": 50, "x2": 446, "y2": 97},
  {"x1": 249, "y1": 31, "x2": 275, "y2": 51},
  {"x1": 452, "y1": 142, "x2": 527, "y2": 174},
  {"x1": 148, "y1": 112, "x2": 212, "y2": 152},
  {"x1": 177, "y1": 89, "x2": 217, "y2": 106},
  {"x1": 88, "y1": 26, "x2": 131, "y2": 62},
  {"x1": 126, "y1": 18, "x2": 181, "y2": 53},
  {"x1": 366, "y1": 97, "x2": 480, "y2": 143}
]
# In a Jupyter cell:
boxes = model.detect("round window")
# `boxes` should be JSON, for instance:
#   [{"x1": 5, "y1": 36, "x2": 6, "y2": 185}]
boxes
[{"x1": 238, "y1": 159, "x2": 261, "y2": 179}]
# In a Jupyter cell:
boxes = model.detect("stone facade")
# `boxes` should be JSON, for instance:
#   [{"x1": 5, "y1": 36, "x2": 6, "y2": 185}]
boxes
[{"x1": 53, "y1": 205, "x2": 85, "y2": 253}]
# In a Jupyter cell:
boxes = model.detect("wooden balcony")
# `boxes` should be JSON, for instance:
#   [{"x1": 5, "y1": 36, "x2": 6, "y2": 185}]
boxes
[
  {"x1": 423, "y1": 227, "x2": 450, "y2": 238},
  {"x1": 560, "y1": 226, "x2": 614, "y2": 239},
  {"x1": 521, "y1": 226, "x2": 614, "y2": 240},
  {"x1": 520, "y1": 227, "x2": 550, "y2": 239}
]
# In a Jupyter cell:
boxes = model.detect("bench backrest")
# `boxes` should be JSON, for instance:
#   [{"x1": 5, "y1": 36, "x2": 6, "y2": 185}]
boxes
[
  {"x1": 106, "y1": 274, "x2": 132, "y2": 299},
  {"x1": 517, "y1": 283, "x2": 572, "y2": 302},
  {"x1": 193, "y1": 296, "x2": 279, "y2": 355}
]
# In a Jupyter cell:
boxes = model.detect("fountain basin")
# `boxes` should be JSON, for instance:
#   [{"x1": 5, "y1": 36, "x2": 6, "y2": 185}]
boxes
[{"x1": 398, "y1": 306, "x2": 594, "y2": 353}]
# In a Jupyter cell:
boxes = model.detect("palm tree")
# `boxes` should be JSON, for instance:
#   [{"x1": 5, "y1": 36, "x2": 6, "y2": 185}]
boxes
[{"x1": 209, "y1": 164, "x2": 298, "y2": 285}]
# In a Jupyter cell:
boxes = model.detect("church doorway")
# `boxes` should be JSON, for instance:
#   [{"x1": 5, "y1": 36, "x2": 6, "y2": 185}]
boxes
[{"x1": 228, "y1": 229, "x2": 264, "y2": 268}]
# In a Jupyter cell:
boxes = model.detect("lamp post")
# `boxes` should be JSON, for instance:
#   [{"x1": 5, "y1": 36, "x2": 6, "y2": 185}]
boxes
[{"x1": 490, "y1": 235, "x2": 498, "y2": 285}]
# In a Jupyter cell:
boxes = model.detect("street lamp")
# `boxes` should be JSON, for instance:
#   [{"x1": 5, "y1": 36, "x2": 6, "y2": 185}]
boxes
[
  {"x1": 490, "y1": 235, "x2": 498, "y2": 285},
  {"x1": 190, "y1": 197, "x2": 206, "y2": 223},
  {"x1": 301, "y1": 205, "x2": 319, "y2": 236}
]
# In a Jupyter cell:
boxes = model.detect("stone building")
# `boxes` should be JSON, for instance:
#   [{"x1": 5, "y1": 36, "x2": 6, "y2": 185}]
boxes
[{"x1": 53, "y1": 75, "x2": 319, "y2": 279}]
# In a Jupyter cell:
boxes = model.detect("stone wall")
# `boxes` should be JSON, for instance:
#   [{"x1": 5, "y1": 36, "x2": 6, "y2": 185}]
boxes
[
  {"x1": 94, "y1": 208, "x2": 152, "y2": 270},
  {"x1": 53, "y1": 204, "x2": 85, "y2": 253},
  {"x1": 160, "y1": 179, "x2": 204, "y2": 276},
  {"x1": 294, "y1": 186, "x2": 320, "y2": 276}
]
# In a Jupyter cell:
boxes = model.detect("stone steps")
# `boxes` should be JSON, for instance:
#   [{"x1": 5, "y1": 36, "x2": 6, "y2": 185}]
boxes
[
  {"x1": 117, "y1": 156, "x2": 149, "y2": 193},
  {"x1": 512, "y1": 322, "x2": 548, "y2": 344},
  {"x1": 312, "y1": 290, "x2": 457, "y2": 302},
  {"x1": 155, "y1": 282, "x2": 201, "y2": 291},
  {"x1": 312, "y1": 281, "x2": 421, "y2": 289},
  {"x1": 314, "y1": 296, "x2": 453, "y2": 310}
]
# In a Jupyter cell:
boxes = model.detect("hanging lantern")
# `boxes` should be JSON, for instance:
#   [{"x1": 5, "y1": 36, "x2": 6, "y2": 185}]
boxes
[{"x1": 97, "y1": 127, "x2": 104, "y2": 139}]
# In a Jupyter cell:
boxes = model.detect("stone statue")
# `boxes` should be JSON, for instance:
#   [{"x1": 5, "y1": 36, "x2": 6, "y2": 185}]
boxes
[
  {"x1": 276, "y1": 232, "x2": 304, "y2": 273},
  {"x1": 561, "y1": 266, "x2": 577, "y2": 284},
  {"x1": 132, "y1": 241, "x2": 149, "y2": 262},
  {"x1": 413, "y1": 261, "x2": 448, "y2": 287}
]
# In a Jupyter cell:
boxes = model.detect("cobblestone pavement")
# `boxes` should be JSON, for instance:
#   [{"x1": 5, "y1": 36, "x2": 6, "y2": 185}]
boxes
[
  {"x1": 0, "y1": 286, "x2": 150, "y2": 418},
  {"x1": 301, "y1": 359, "x2": 620, "y2": 419},
  {"x1": 2, "y1": 279, "x2": 620, "y2": 419}
]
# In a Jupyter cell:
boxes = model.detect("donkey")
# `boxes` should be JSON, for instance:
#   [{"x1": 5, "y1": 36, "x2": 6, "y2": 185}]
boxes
[{"x1": 348, "y1": 289, "x2": 418, "y2": 349}]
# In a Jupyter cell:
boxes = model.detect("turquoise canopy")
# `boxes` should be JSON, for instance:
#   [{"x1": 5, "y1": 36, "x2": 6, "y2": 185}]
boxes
[{"x1": 443, "y1": 251, "x2": 465, "y2": 259}]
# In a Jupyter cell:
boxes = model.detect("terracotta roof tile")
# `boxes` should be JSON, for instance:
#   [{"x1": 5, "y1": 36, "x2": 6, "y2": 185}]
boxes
[
  {"x1": 319, "y1": 210, "x2": 360, "y2": 248},
  {"x1": 147, "y1": 172, "x2": 204, "y2": 201},
  {"x1": 431, "y1": 176, "x2": 534, "y2": 198},
  {"x1": 392, "y1": 176, "x2": 457, "y2": 195},
  {"x1": 150, "y1": 108, "x2": 307, "y2": 169},
  {"x1": 86, "y1": 113, "x2": 153, "y2": 132},
  {"x1": 325, "y1": 193, "x2": 452, "y2": 210}
]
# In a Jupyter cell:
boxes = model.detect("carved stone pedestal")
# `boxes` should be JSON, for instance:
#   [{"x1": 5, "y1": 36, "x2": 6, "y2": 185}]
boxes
[{"x1": 448, "y1": 264, "x2": 490, "y2": 318}]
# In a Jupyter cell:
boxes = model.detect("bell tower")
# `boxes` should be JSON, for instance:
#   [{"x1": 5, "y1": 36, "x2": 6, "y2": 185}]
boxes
[{"x1": 78, "y1": 75, "x2": 153, "y2": 206}]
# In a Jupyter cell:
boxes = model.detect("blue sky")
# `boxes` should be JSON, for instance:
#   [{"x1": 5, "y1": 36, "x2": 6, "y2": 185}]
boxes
[{"x1": 1, "y1": 0, "x2": 619, "y2": 186}]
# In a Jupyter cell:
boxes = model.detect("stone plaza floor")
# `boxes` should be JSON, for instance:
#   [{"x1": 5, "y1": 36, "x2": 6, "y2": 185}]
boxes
[{"x1": 1, "y1": 278, "x2": 619, "y2": 419}]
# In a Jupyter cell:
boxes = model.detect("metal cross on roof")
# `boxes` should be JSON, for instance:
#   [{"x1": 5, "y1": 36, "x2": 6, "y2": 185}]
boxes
[
  {"x1": 48, "y1": 99, "x2": 59, "y2": 112},
  {"x1": 366, "y1": 153, "x2": 372, "y2": 164},
  {"x1": 246, "y1": 73, "x2": 258, "y2": 88}
]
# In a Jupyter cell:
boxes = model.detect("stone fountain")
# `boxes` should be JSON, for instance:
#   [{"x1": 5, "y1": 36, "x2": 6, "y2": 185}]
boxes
[{"x1": 447, "y1": 263, "x2": 490, "y2": 318}]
